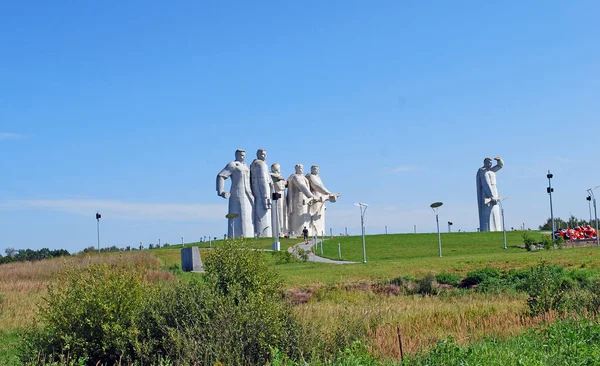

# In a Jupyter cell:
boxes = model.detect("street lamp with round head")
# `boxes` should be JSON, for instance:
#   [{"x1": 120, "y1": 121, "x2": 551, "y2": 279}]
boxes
[
  {"x1": 430, "y1": 202, "x2": 443, "y2": 257},
  {"x1": 225, "y1": 212, "x2": 239, "y2": 239}
]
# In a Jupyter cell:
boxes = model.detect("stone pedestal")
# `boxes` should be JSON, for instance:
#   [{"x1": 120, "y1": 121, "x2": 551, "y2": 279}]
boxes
[{"x1": 181, "y1": 246, "x2": 203, "y2": 272}]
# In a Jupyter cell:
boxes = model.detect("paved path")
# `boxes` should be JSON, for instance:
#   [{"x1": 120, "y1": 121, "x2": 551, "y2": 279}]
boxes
[{"x1": 288, "y1": 238, "x2": 357, "y2": 264}]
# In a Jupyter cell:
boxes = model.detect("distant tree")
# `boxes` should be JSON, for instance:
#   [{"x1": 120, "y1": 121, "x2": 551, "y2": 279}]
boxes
[
  {"x1": 540, "y1": 215, "x2": 597, "y2": 231},
  {"x1": 539, "y1": 217, "x2": 567, "y2": 231},
  {"x1": 148, "y1": 244, "x2": 154, "y2": 249},
  {"x1": 5, "y1": 247, "x2": 16, "y2": 257}
]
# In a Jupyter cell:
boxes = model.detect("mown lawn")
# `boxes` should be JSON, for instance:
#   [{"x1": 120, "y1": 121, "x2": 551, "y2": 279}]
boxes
[
  {"x1": 274, "y1": 231, "x2": 600, "y2": 286},
  {"x1": 149, "y1": 231, "x2": 600, "y2": 287}
]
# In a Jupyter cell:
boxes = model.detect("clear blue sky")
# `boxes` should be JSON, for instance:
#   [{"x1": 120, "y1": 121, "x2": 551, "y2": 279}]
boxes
[{"x1": 1, "y1": 1, "x2": 599, "y2": 253}]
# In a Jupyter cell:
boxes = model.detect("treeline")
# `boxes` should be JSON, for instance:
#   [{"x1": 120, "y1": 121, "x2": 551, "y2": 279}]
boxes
[
  {"x1": 539, "y1": 215, "x2": 599, "y2": 230},
  {"x1": 0, "y1": 247, "x2": 70, "y2": 264},
  {"x1": 80, "y1": 242, "x2": 172, "y2": 253}
]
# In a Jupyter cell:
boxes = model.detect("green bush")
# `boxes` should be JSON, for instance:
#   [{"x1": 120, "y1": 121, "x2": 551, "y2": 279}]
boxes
[
  {"x1": 459, "y1": 267, "x2": 501, "y2": 288},
  {"x1": 524, "y1": 262, "x2": 568, "y2": 316},
  {"x1": 414, "y1": 273, "x2": 438, "y2": 296},
  {"x1": 20, "y1": 240, "x2": 301, "y2": 366},
  {"x1": 541, "y1": 235, "x2": 553, "y2": 250},
  {"x1": 435, "y1": 272, "x2": 461, "y2": 287},
  {"x1": 523, "y1": 232, "x2": 535, "y2": 251},
  {"x1": 19, "y1": 262, "x2": 148, "y2": 365},
  {"x1": 555, "y1": 235, "x2": 565, "y2": 249},
  {"x1": 136, "y1": 239, "x2": 301, "y2": 365},
  {"x1": 272, "y1": 250, "x2": 298, "y2": 264}
]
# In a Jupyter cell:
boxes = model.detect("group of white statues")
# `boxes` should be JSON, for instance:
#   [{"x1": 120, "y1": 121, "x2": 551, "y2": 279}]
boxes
[
  {"x1": 476, "y1": 156, "x2": 504, "y2": 232},
  {"x1": 216, "y1": 148, "x2": 503, "y2": 238},
  {"x1": 216, "y1": 149, "x2": 341, "y2": 239}
]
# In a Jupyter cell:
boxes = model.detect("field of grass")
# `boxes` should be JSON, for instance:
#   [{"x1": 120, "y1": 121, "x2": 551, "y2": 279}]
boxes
[
  {"x1": 2, "y1": 232, "x2": 600, "y2": 363},
  {"x1": 149, "y1": 237, "x2": 303, "y2": 268},
  {"x1": 273, "y1": 231, "x2": 600, "y2": 286}
]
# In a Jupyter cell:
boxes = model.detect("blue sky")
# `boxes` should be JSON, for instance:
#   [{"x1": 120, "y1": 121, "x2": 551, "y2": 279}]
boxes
[{"x1": 1, "y1": 1, "x2": 599, "y2": 253}]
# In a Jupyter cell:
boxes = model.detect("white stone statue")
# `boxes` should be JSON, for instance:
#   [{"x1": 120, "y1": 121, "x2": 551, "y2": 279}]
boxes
[
  {"x1": 216, "y1": 149, "x2": 255, "y2": 238},
  {"x1": 270, "y1": 163, "x2": 287, "y2": 236},
  {"x1": 476, "y1": 156, "x2": 504, "y2": 232},
  {"x1": 286, "y1": 164, "x2": 315, "y2": 236},
  {"x1": 306, "y1": 165, "x2": 341, "y2": 236},
  {"x1": 250, "y1": 148, "x2": 273, "y2": 237}
]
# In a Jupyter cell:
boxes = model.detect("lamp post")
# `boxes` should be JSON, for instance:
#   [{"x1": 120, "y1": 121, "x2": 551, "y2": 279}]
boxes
[
  {"x1": 225, "y1": 212, "x2": 239, "y2": 239},
  {"x1": 587, "y1": 195, "x2": 592, "y2": 225},
  {"x1": 430, "y1": 202, "x2": 443, "y2": 257},
  {"x1": 95, "y1": 212, "x2": 101, "y2": 253},
  {"x1": 447, "y1": 221, "x2": 453, "y2": 233},
  {"x1": 498, "y1": 197, "x2": 508, "y2": 249},
  {"x1": 587, "y1": 186, "x2": 599, "y2": 246},
  {"x1": 355, "y1": 203, "x2": 368, "y2": 263},
  {"x1": 547, "y1": 171, "x2": 555, "y2": 239}
]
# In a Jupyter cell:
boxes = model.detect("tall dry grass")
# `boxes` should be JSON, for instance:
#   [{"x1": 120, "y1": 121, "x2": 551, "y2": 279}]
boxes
[
  {"x1": 0, "y1": 251, "x2": 174, "y2": 331},
  {"x1": 294, "y1": 288, "x2": 550, "y2": 360}
]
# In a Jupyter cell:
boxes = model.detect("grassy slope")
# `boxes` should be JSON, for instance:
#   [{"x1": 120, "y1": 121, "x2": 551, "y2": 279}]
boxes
[
  {"x1": 148, "y1": 231, "x2": 600, "y2": 287},
  {"x1": 149, "y1": 238, "x2": 303, "y2": 267},
  {"x1": 275, "y1": 231, "x2": 600, "y2": 286}
]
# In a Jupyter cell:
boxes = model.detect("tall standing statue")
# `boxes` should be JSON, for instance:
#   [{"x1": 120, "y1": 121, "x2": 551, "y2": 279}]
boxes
[
  {"x1": 270, "y1": 163, "x2": 287, "y2": 236},
  {"x1": 216, "y1": 149, "x2": 254, "y2": 238},
  {"x1": 306, "y1": 165, "x2": 341, "y2": 236},
  {"x1": 250, "y1": 148, "x2": 273, "y2": 237},
  {"x1": 286, "y1": 164, "x2": 315, "y2": 236},
  {"x1": 476, "y1": 156, "x2": 504, "y2": 232}
]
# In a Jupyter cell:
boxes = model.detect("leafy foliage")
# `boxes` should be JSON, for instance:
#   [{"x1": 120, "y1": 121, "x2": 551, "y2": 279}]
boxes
[
  {"x1": 19, "y1": 262, "x2": 147, "y2": 365},
  {"x1": 20, "y1": 239, "x2": 300, "y2": 366},
  {"x1": 0, "y1": 248, "x2": 70, "y2": 265},
  {"x1": 435, "y1": 272, "x2": 462, "y2": 286}
]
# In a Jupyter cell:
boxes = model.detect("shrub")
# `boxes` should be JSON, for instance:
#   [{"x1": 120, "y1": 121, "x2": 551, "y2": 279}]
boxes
[
  {"x1": 20, "y1": 240, "x2": 301, "y2": 366},
  {"x1": 136, "y1": 239, "x2": 301, "y2": 365},
  {"x1": 272, "y1": 250, "x2": 297, "y2": 264},
  {"x1": 524, "y1": 262, "x2": 567, "y2": 316},
  {"x1": 415, "y1": 273, "x2": 438, "y2": 295},
  {"x1": 435, "y1": 272, "x2": 461, "y2": 287},
  {"x1": 19, "y1": 262, "x2": 148, "y2": 365},
  {"x1": 293, "y1": 247, "x2": 310, "y2": 262},
  {"x1": 541, "y1": 235, "x2": 553, "y2": 250},
  {"x1": 459, "y1": 267, "x2": 501, "y2": 288},
  {"x1": 523, "y1": 232, "x2": 535, "y2": 251},
  {"x1": 555, "y1": 235, "x2": 565, "y2": 249}
]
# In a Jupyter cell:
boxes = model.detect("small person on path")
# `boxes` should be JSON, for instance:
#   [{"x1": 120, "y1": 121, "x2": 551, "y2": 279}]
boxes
[{"x1": 302, "y1": 226, "x2": 309, "y2": 244}]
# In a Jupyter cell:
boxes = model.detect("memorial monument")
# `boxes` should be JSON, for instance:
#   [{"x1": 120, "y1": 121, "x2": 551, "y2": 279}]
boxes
[
  {"x1": 286, "y1": 164, "x2": 315, "y2": 236},
  {"x1": 476, "y1": 156, "x2": 504, "y2": 232},
  {"x1": 306, "y1": 165, "x2": 341, "y2": 237},
  {"x1": 250, "y1": 148, "x2": 273, "y2": 237},
  {"x1": 216, "y1": 149, "x2": 254, "y2": 238},
  {"x1": 270, "y1": 163, "x2": 287, "y2": 236}
]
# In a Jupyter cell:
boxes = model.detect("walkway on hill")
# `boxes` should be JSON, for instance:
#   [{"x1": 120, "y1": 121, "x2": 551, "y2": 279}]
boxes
[{"x1": 288, "y1": 238, "x2": 357, "y2": 264}]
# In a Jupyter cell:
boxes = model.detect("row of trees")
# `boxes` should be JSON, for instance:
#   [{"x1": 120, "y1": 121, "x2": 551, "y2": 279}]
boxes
[
  {"x1": 80, "y1": 242, "x2": 174, "y2": 254},
  {"x1": 0, "y1": 247, "x2": 70, "y2": 264},
  {"x1": 2, "y1": 241, "x2": 173, "y2": 265},
  {"x1": 539, "y1": 215, "x2": 599, "y2": 231}
]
